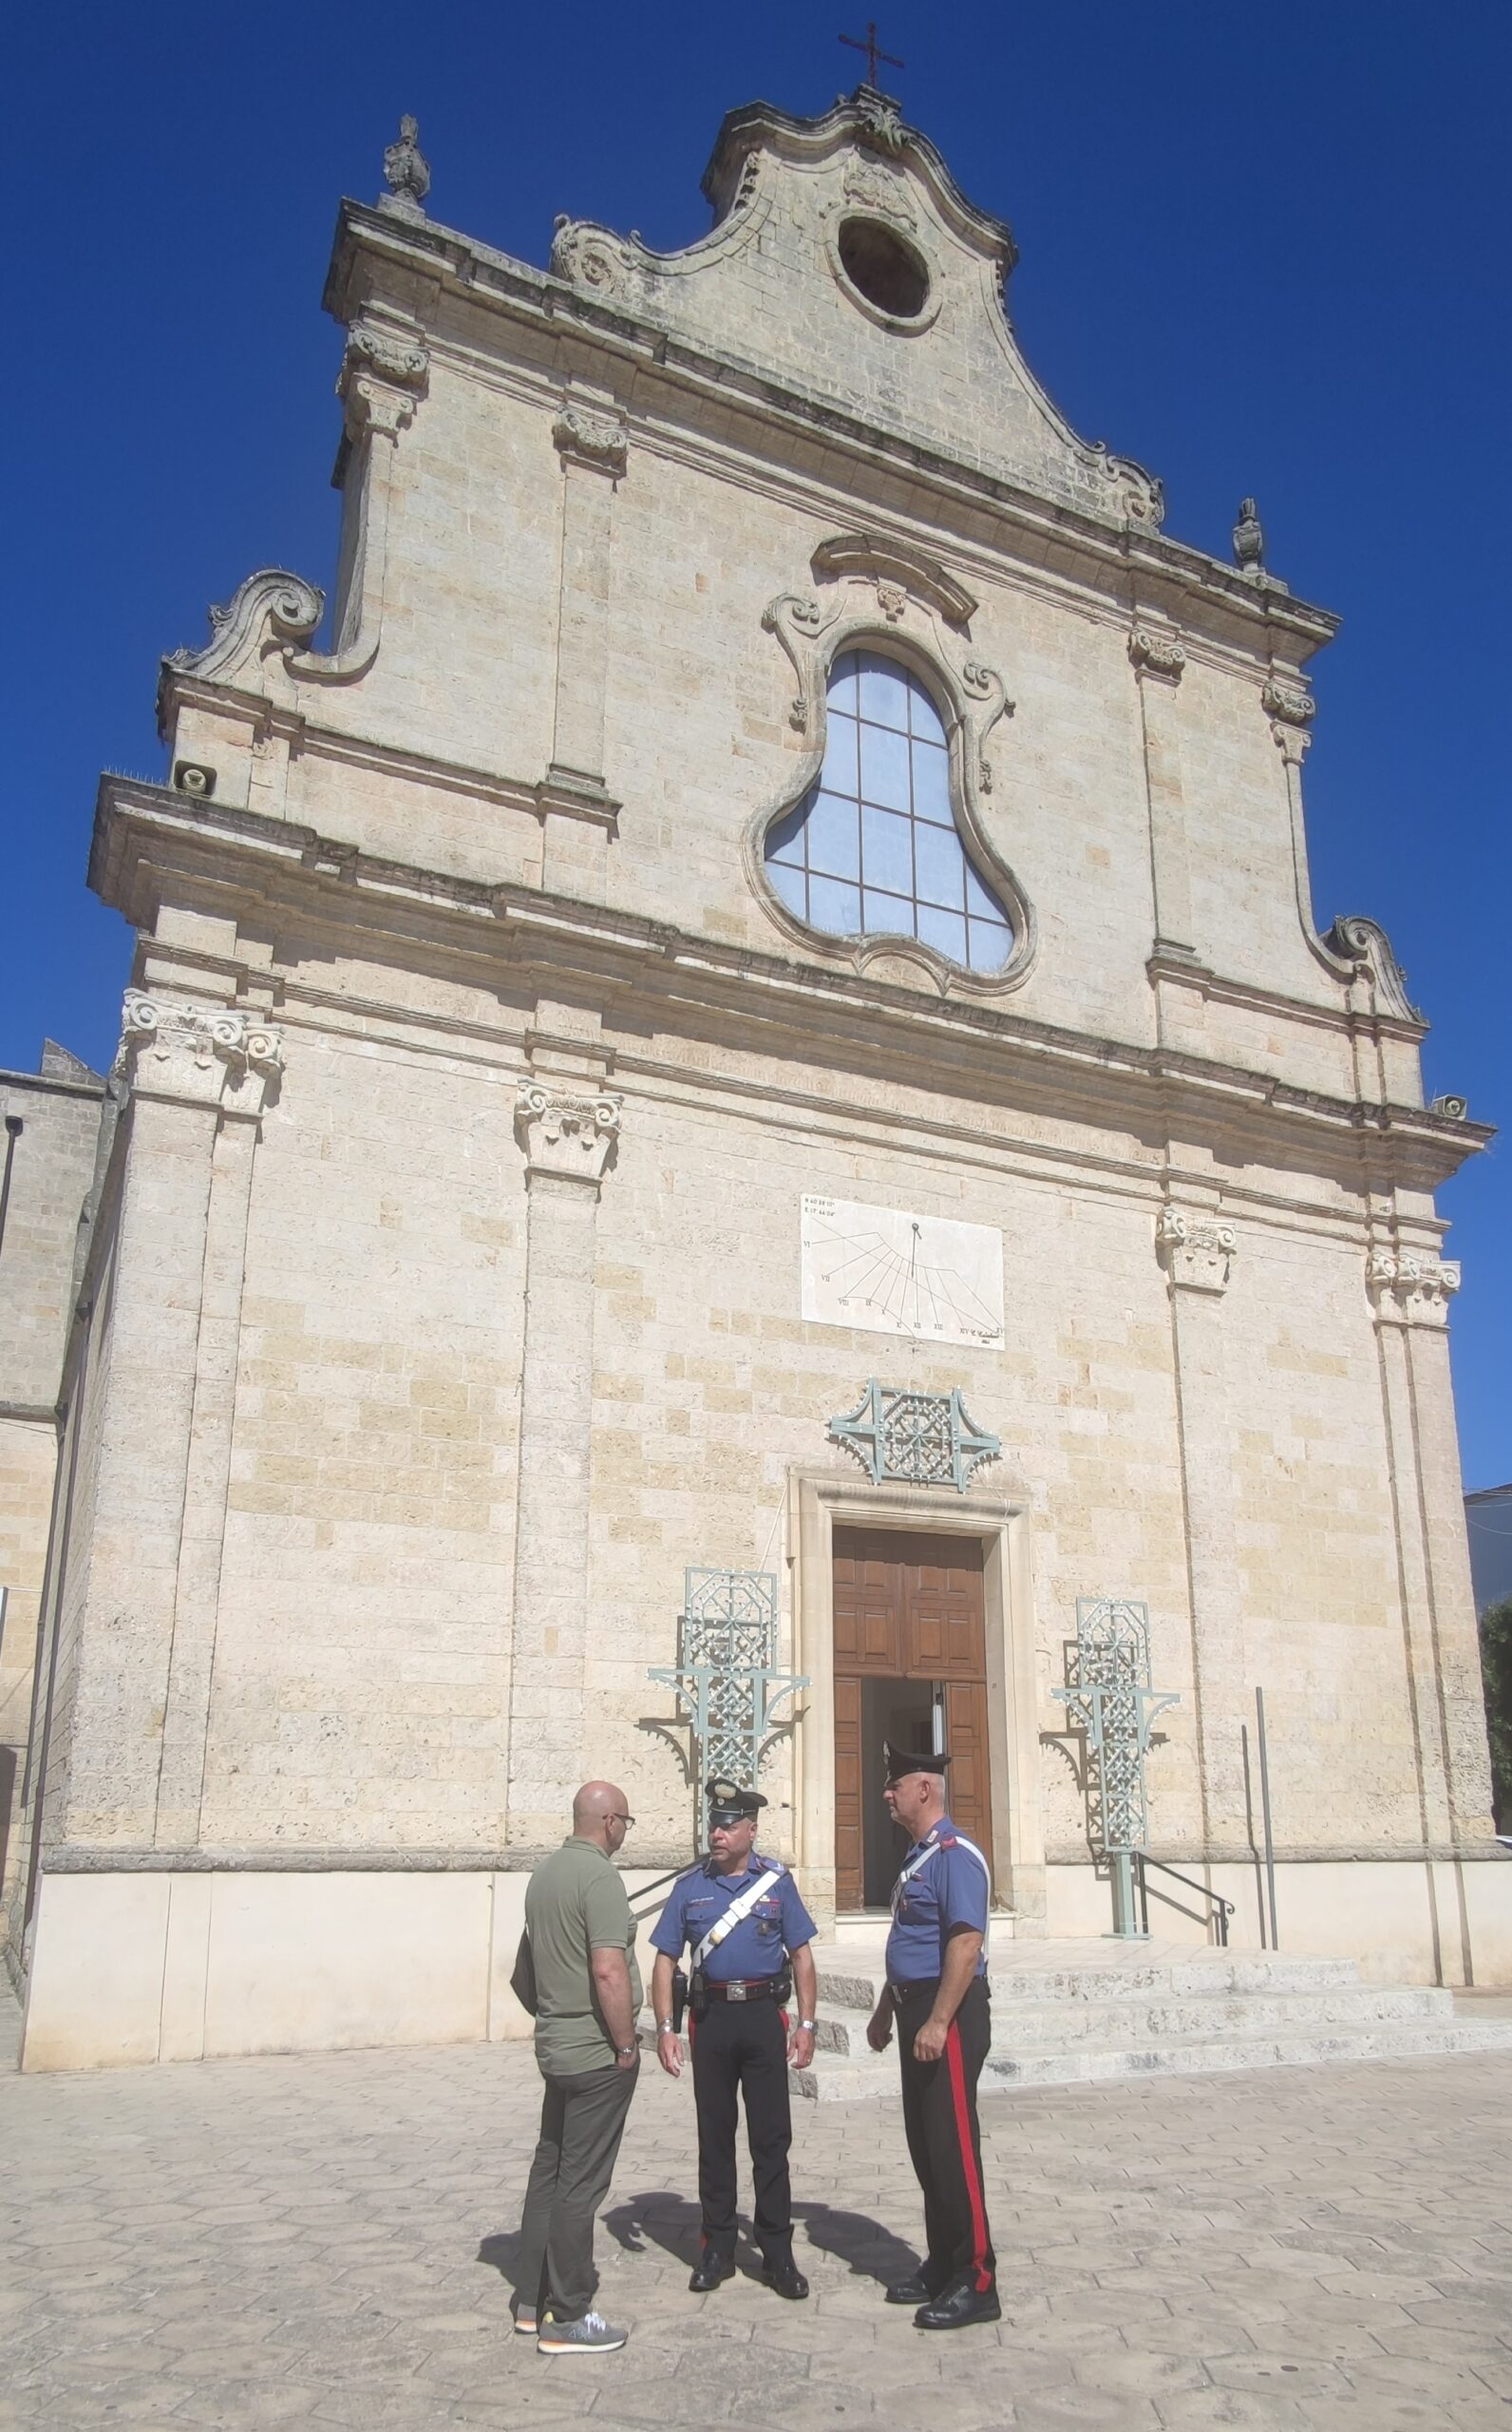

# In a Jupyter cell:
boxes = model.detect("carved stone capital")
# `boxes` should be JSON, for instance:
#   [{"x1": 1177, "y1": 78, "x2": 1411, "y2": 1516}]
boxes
[
  {"x1": 1156, "y1": 1206, "x2": 1238, "y2": 1294},
  {"x1": 1263, "y1": 677, "x2": 1315, "y2": 764},
  {"x1": 343, "y1": 322, "x2": 429, "y2": 391},
  {"x1": 552, "y1": 406, "x2": 628, "y2": 477},
  {"x1": 515, "y1": 1080, "x2": 621, "y2": 1185},
  {"x1": 118, "y1": 990, "x2": 284, "y2": 1115},
  {"x1": 341, "y1": 370, "x2": 418, "y2": 445},
  {"x1": 1368, "y1": 1248, "x2": 1461, "y2": 1326},
  {"x1": 1128, "y1": 627, "x2": 1186, "y2": 681},
  {"x1": 340, "y1": 321, "x2": 428, "y2": 443}
]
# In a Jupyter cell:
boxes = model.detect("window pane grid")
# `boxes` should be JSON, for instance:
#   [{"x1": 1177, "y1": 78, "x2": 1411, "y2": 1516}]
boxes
[{"x1": 765, "y1": 649, "x2": 1013, "y2": 974}]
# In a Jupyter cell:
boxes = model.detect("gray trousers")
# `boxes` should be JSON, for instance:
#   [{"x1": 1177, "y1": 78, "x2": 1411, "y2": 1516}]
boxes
[{"x1": 514, "y1": 2058, "x2": 639, "y2": 2322}]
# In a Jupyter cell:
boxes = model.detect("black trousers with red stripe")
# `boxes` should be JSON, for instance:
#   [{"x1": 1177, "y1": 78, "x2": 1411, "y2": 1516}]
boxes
[{"x1": 894, "y1": 1976, "x2": 995, "y2": 2293}]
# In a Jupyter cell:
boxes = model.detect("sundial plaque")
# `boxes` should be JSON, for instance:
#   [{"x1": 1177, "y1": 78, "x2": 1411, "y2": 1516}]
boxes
[{"x1": 801, "y1": 1194, "x2": 1004, "y2": 1350}]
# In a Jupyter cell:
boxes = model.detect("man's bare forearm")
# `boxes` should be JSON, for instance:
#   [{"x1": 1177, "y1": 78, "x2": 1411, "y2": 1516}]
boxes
[{"x1": 591, "y1": 1949, "x2": 635, "y2": 2048}]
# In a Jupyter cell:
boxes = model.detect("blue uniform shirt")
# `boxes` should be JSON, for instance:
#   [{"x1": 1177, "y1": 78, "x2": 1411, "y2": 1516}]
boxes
[
  {"x1": 884, "y1": 1814, "x2": 990, "y2": 1985},
  {"x1": 650, "y1": 1853, "x2": 817, "y2": 1983}
]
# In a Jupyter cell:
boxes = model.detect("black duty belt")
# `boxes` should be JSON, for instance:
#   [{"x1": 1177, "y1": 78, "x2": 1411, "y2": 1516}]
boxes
[
  {"x1": 702, "y1": 1977, "x2": 784, "y2": 2003},
  {"x1": 888, "y1": 1977, "x2": 941, "y2": 2002}
]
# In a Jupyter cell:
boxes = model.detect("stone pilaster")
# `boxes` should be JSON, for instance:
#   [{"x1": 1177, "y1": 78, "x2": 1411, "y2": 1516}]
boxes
[
  {"x1": 505, "y1": 1078, "x2": 621, "y2": 1847},
  {"x1": 1157, "y1": 1205, "x2": 1246, "y2": 1846},
  {"x1": 1129, "y1": 627, "x2": 1195, "y2": 996},
  {"x1": 538, "y1": 404, "x2": 628, "y2": 901},
  {"x1": 1368, "y1": 1247, "x2": 1490, "y2": 1857},
  {"x1": 62, "y1": 996, "x2": 282, "y2": 1849}
]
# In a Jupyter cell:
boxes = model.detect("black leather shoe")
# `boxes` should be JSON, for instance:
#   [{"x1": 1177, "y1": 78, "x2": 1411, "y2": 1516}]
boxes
[
  {"x1": 762, "y1": 2258, "x2": 809, "y2": 2300},
  {"x1": 915, "y1": 2277, "x2": 1001, "y2": 2330},
  {"x1": 689, "y1": 2253, "x2": 737, "y2": 2292},
  {"x1": 885, "y1": 2272, "x2": 936, "y2": 2307}
]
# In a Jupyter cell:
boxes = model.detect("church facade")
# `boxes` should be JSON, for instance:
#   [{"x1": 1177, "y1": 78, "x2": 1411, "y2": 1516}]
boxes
[{"x1": 11, "y1": 90, "x2": 1507, "y2": 2069}]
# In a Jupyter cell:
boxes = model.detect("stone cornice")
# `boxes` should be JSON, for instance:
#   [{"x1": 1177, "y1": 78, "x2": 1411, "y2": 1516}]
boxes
[
  {"x1": 321, "y1": 200, "x2": 1339, "y2": 658},
  {"x1": 90, "y1": 778, "x2": 1491, "y2": 1196}
]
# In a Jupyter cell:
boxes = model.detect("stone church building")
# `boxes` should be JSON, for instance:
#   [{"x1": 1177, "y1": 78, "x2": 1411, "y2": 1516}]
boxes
[{"x1": 7, "y1": 88, "x2": 1506, "y2": 2068}]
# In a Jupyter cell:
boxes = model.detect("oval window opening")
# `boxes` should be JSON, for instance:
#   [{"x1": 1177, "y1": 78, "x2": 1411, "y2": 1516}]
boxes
[{"x1": 837, "y1": 218, "x2": 930, "y2": 320}]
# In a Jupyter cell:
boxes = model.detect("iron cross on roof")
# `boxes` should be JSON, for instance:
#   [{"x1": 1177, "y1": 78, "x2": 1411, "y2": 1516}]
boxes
[{"x1": 840, "y1": 19, "x2": 903, "y2": 86}]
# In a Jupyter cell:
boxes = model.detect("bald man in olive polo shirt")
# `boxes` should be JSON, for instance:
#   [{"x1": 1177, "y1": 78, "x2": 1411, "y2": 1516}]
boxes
[{"x1": 513, "y1": 1782, "x2": 643, "y2": 2355}]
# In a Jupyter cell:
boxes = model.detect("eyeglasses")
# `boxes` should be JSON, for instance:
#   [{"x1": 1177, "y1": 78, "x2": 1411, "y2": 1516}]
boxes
[{"x1": 608, "y1": 1812, "x2": 635, "y2": 1828}]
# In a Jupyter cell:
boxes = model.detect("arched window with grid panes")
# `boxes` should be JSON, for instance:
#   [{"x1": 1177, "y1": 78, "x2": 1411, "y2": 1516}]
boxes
[{"x1": 764, "y1": 649, "x2": 1014, "y2": 974}]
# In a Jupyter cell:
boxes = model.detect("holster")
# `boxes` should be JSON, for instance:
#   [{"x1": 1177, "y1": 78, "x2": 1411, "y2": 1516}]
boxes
[
  {"x1": 671, "y1": 1965, "x2": 689, "y2": 2034},
  {"x1": 689, "y1": 1965, "x2": 709, "y2": 2021}
]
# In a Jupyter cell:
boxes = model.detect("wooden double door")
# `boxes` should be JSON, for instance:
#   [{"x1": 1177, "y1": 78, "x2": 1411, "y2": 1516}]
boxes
[{"x1": 832, "y1": 1527, "x2": 992, "y2": 1912}]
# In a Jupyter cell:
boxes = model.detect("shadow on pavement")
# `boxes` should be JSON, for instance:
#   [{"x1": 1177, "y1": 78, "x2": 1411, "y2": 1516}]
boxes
[{"x1": 601, "y1": 2188, "x2": 918, "y2": 2290}]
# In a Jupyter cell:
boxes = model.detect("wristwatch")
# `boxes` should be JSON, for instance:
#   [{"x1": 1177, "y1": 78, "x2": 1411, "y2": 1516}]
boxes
[
  {"x1": 797, "y1": 2019, "x2": 817, "y2": 2033},
  {"x1": 655, "y1": 2019, "x2": 674, "y2": 2033},
  {"x1": 615, "y1": 2042, "x2": 637, "y2": 2058}
]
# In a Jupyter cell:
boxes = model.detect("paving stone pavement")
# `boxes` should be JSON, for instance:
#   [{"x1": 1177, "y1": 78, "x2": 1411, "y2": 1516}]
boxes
[{"x1": 2, "y1": 1987, "x2": 1510, "y2": 2432}]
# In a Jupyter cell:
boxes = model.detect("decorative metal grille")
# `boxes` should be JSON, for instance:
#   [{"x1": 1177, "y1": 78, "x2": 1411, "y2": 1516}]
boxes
[
  {"x1": 828, "y1": 1379, "x2": 999, "y2": 1492},
  {"x1": 1051, "y1": 1597, "x2": 1180, "y2": 1936},
  {"x1": 648, "y1": 1568, "x2": 808, "y2": 1796}
]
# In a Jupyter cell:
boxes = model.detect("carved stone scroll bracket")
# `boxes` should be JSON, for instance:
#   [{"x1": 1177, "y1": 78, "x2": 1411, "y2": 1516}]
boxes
[
  {"x1": 552, "y1": 406, "x2": 629, "y2": 480},
  {"x1": 761, "y1": 593, "x2": 831, "y2": 731},
  {"x1": 1156, "y1": 1206, "x2": 1238, "y2": 1295},
  {"x1": 1128, "y1": 627, "x2": 1186, "y2": 683},
  {"x1": 117, "y1": 990, "x2": 284, "y2": 1117},
  {"x1": 1322, "y1": 917, "x2": 1422, "y2": 1023},
  {"x1": 515, "y1": 1080, "x2": 622, "y2": 1188},
  {"x1": 1367, "y1": 1248, "x2": 1461, "y2": 1328},
  {"x1": 163, "y1": 571, "x2": 324, "y2": 699},
  {"x1": 549, "y1": 217, "x2": 652, "y2": 309}
]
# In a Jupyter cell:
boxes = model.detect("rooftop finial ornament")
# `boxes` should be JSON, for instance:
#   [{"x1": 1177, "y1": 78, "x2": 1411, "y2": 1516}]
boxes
[
  {"x1": 1233, "y1": 496, "x2": 1265, "y2": 576},
  {"x1": 380, "y1": 114, "x2": 430, "y2": 220}
]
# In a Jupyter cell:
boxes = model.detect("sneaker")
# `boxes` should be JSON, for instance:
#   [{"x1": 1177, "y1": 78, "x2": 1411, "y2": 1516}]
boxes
[
  {"x1": 537, "y1": 2309, "x2": 628, "y2": 2354},
  {"x1": 514, "y1": 2308, "x2": 551, "y2": 2337}
]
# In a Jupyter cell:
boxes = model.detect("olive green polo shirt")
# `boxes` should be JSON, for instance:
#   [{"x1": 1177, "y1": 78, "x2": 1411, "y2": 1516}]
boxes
[{"x1": 524, "y1": 1836, "x2": 643, "y2": 2078}]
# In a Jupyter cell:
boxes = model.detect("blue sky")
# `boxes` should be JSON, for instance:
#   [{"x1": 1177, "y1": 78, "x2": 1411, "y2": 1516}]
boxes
[{"x1": 6, "y1": 3, "x2": 1508, "y2": 1487}]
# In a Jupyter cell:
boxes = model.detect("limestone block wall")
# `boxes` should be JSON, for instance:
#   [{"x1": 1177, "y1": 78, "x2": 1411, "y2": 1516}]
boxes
[
  {"x1": 0, "y1": 1049, "x2": 104, "y2": 1936},
  {"x1": 184, "y1": 1026, "x2": 527, "y2": 1855}
]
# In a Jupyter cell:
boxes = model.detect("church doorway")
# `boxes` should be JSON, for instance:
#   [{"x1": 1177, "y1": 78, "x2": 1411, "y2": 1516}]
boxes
[{"x1": 832, "y1": 1528, "x2": 992, "y2": 1911}]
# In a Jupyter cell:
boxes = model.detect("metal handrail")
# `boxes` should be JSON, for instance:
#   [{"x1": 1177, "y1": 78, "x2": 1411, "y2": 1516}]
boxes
[
  {"x1": 627, "y1": 1865, "x2": 689, "y2": 1918},
  {"x1": 1133, "y1": 1852, "x2": 1235, "y2": 1946}
]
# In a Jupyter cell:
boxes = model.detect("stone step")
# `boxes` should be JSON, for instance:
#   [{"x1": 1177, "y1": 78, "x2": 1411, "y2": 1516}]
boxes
[
  {"x1": 796, "y1": 2013, "x2": 1512, "y2": 2102},
  {"x1": 811, "y1": 1982, "x2": 1451, "y2": 2059},
  {"x1": 814, "y1": 1951, "x2": 1362, "y2": 2014}
]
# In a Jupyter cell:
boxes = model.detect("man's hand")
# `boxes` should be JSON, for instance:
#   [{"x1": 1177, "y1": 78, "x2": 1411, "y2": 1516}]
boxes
[
  {"x1": 614, "y1": 2044, "x2": 640, "y2": 2073},
  {"x1": 913, "y1": 2015, "x2": 949, "y2": 2064},
  {"x1": 865, "y1": 1995, "x2": 894, "y2": 2053},
  {"x1": 656, "y1": 2028, "x2": 684, "y2": 2079},
  {"x1": 786, "y1": 2024, "x2": 816, "y2": 2070}
]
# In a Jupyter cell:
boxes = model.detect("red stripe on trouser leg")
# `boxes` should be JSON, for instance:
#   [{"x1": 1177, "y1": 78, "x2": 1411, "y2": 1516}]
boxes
[{"x1": 944, "y1": 2020, "x2": 992, "y2": 2291}]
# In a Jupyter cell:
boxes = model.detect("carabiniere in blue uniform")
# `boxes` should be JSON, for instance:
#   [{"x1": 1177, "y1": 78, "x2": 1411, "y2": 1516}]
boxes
[
  {"x1": 650, "y1": 1777, "x2": 817, "y2": 2299},
  {"x1": 874, "y1": 1739, "x2": 999, "y2": 2330}
]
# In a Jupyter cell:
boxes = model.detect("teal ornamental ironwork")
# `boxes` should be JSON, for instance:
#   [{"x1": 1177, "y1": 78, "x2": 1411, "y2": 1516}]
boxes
[
  {"x1": 1051, "y1": 1596, "x2": 1180, "y2": 1938},
  {"x1": 827, "y1": 1380, "x2": 999, "y2": 1492},
  {"x1": 648, "y1": 1568, "x2": 808, "y2": 1840}
]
